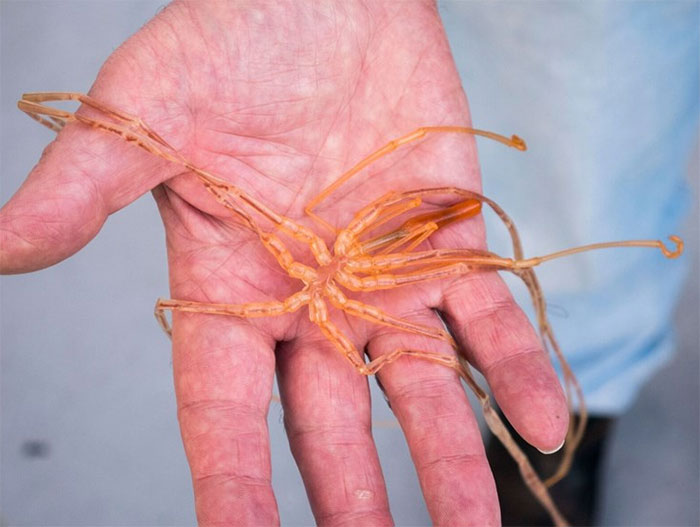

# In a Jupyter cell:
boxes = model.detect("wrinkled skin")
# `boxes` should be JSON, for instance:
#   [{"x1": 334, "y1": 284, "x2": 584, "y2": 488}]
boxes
[{"x1": 0, "y1": 2, "x2": 568, "y2": 525}]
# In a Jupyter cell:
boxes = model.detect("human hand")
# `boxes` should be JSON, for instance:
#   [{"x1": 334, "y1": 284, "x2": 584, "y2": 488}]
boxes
[{"x1": 0, "y1": 1, "x2": 568, "y2": 525}]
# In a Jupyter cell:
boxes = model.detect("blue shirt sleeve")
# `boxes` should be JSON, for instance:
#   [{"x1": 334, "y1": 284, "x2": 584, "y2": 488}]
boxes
[{"x1": 440, "y1": 1, "x2": 699, "y2": 414}]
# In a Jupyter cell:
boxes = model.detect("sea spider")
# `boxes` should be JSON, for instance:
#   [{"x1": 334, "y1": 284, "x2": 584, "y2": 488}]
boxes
[{"x1": 18, "y1": 92, "x2": 683, "y2": 526}]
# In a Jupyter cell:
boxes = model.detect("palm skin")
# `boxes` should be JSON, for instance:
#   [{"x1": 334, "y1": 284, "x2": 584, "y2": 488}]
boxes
[{"x1": 0, "y1": 2, "x2": 568, "y2": 526}]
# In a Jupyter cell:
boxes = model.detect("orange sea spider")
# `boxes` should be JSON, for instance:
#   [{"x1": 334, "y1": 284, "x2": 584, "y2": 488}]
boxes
[{"x1": 18, "y1": 92, "x2": 683, "y2": 526}]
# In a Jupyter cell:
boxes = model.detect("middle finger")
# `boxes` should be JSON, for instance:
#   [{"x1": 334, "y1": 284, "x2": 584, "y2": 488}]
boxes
[{"x1": 276, "y1": 329, "x2": 393, "y2": 526}]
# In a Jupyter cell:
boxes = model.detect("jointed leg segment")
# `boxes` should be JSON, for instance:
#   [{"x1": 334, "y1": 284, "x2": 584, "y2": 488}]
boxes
[
  {"x1": 305, "y1": 125, "x2": 526, "y2": 232},
  {"x1": 323, "y1": 282, "x2": 456, "y2": 347},
  {"x1": 154, "y1": 291, "x2": 310, "y2": 337},
  {"x1": 18, "y1": 92, "x2": 334, "y2": 267}
]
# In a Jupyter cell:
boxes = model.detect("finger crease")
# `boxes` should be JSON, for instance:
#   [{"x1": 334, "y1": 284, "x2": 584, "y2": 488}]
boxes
[
  {"x1": 417, "y1": 452, "x2": 484, "y2": 474},
  {"x1": 194, "y1": 471, "x2": 270, "y2": 488},
  {"x1": 178, "y1": 398, "x2": 267, "y2": 420},
  {"x1": 483, "y1": 347, "x2": 544, "y2": 377}
]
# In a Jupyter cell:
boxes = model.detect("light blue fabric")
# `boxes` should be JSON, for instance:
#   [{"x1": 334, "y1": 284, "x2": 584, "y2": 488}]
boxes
[{"x1": 440, "y1": 1, "x2": 699, "y2": 414}]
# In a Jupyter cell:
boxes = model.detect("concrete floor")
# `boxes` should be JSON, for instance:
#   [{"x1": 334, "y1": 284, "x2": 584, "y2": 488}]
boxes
[{"x1": 1, "y1": 2, "x2": 698, "y2": 526}]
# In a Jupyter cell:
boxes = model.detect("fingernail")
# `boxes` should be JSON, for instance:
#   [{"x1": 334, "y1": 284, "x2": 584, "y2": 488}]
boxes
[{"x1": 537, "y1": 439, "x2": 565, "y2": 455}]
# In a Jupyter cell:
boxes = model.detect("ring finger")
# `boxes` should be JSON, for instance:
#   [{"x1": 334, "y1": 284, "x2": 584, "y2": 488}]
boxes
[{"x1": 366, "y1": 308, "x2": 499, "y2": 527}]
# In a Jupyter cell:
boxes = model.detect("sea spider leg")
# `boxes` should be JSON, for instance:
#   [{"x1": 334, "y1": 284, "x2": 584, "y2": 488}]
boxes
[
  {"x1": 309, "y1": 291, "x2": 464, "y2": 377},
  {"x1": 20, "y1": 92, "x2": 173, "y2": 148},
  {"x1": 344, "y1": 235, "x2": 682, "y2": 277},
  {"x1": 338, "y1": 260, "x2": 487, "y2": 291},
  {"x1": 333, "y1": 193, "x2": 424, "y2": 256},
  {"x1": 308, "y1": 298, "x2": 371, "y2": 373},
  {"x1": 18, "y1": 93, "x2": 335, "y2": 267},
  {"x1": 513, "y1": 236, "x2": 684, "y2": 265},
  {"x1": 322, "y1": 282, "x2": 456, "y2": 348},
  {"x1": 459, "y1": 355, "x2": 569, "y2": 527},
  {"x1": 345, "y1": 248, "x2": 504, "y2": 275},
  {"x1": 188, "y1": 165, "x2": 333, "y2": 266},
  {"x1": 17, "y1": 97, "x2": 68, "y2": 132},
  {"x1": 346, "y1": 195, "x2": 423, "y2": 239},
  {"x1": 309, "y1": 292, "x2": 462, "y2": 374},
  {"x1": 341, "y1": 241, "x2": 679, "y2": 379},
  {"x1": 153, "y1": 200, "x2": 329, "y2": 338},
  {"x1": 305, "y1": 126, "x2": 526, "y2": 233},
  {"x1": 20, "y1": 94, "x2": 332, "y2": 272},
  {"x1": 18, "y1": 93, "x2": 187, "y2": 167},
  {"x1": 491, "y1": 226, "x2": 682, "y2": 458},
  {"x1": 154, "y1": 291, "x2": 311, "y2": 337},
  {"x1": 514, "y1": 266, "x2": 584, "y2": 487}
]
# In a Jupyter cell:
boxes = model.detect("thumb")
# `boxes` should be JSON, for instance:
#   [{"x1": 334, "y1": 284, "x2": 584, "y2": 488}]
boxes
[{"x1": 0, "y1": 93, "x2": 180, "y2": 274}]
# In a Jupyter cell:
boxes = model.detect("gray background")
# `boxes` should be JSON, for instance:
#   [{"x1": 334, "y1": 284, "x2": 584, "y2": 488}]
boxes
[{"x1": 1, "y1": 1, "x2": 697, "y2": 526}]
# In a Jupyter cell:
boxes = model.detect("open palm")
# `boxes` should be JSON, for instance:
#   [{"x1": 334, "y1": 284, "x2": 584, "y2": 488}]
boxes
[{"x1": 0, "y1": 2, "x2": 568, "y2": 525}]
